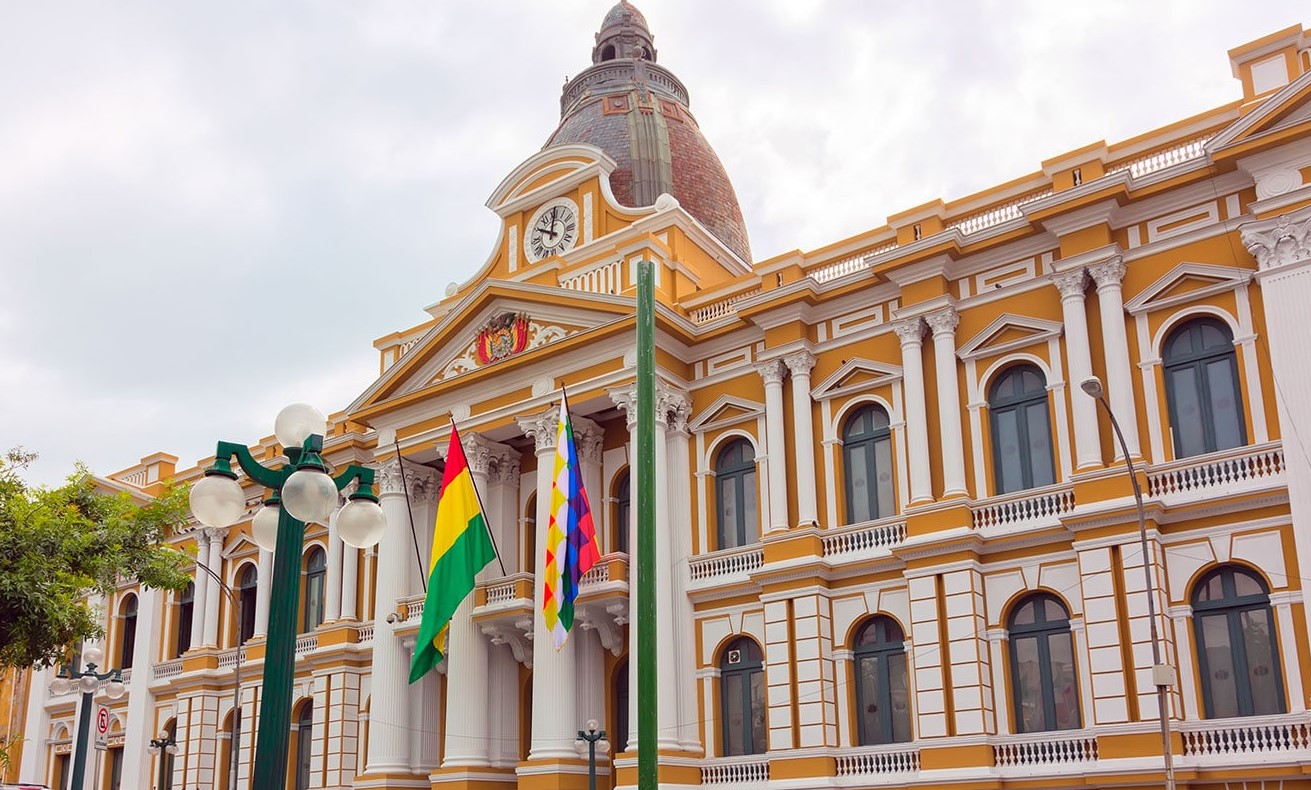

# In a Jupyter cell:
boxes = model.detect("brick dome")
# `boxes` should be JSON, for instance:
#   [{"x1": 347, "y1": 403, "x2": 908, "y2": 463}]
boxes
[{"x1": 543, "y1": 3, "x2": 752, "y2": 263}]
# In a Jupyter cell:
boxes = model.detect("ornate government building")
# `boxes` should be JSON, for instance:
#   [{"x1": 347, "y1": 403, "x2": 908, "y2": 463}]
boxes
[{"x1": 18, "y1": 4, "x2": 1311, "y2": 789}]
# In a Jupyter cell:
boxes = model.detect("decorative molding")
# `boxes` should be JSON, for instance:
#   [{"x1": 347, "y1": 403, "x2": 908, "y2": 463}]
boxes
[
  {"x1": 891, "y1": 316, "x2": 925, "y2": 346},
  {"x1": 1087, "y1": 256, "x2": 1127, "y2": 289},
  {"x1": 782, "y1": 350, "x2": 817, "y2": 377},
  {"x1": 1049, "y1": 268, "x2": 1089, "y2": 300},
  {"x1": 436, "y1": 320, "x2": 570, "y2": 383},
  {"x1": 755, "y1": 358, "x2": 787, "y2": 387},
  {"x1": 956, "y1": 314, "x2": 1064, "y2": 361},
  {"x1": 376, "y1": 458, "x2": 440, "y2": 499},
  {"x1": 1123, "y1": 261, "x2": 1253, "y2": 315},
  {"x1": 518, "y1": 407, "x2": 561, "y2": 454},
  {"x1": 1241, "y1": 211, "x2": 1311, "y2": 271},
  {"x1": 923, "y1": 307, "x2": 960, "y2": 337}
]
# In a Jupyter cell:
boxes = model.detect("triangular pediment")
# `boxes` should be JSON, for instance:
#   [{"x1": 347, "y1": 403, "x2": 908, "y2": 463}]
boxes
[
  {"x1": 348, "y1": 280, "x2": 635, "y2": 415},
  {"x1": 958, "y1": 314, "x2": 1064, "y2": 361},
  {"x1": 811, "y1": 358, "x2": 903, "y2": 400},
  {"x1": 689, "y1": 395, "x2": 765, "y2": 433},
  {"x1": 1124, "y1": 262, "x2": 1252, "y2": 314},
  {"x1": 1209, "y1": 70, "x2": 1311, "y2": 155}
]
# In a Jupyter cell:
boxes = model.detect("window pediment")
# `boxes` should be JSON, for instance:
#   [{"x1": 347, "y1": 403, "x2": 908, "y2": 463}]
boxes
[
  {"x1": 957, "y1": 314, "x2": 1063, "y2": 361},
  {"x1": 689, "y1": 395, "x2": 765, "y2": 433},
  {"x1": 1123, "y1": 262, "x2": 1252, "y2": 315},
  {"x1": 810, "y1": 358, "x2": 903, "y2": 400}
]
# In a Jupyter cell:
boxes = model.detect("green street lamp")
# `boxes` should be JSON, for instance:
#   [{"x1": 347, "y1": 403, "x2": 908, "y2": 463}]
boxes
[
  {"x1": 190, "y1": 403, "x2": 387, "y2": 789},
  {"x1": 147, "y1": 727, "x2": 179, "y2": 790},
  {"x1": 47, "y1": 645, "x2": 125, "y2": 790},
  {"x1": 574, "y1": 719, "x2": 610, "y2": 790}
]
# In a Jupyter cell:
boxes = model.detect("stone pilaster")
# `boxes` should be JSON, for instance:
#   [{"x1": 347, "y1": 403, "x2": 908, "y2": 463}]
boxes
[
  {"x1": 1089, "y1": 256, "x2": 1141, "y2": 459},
  {"x1": 1052, "y1": 268, "x2": 1103, "y2": 470},
  {"x1": 784, "y1": 350, "x2": 820, "y2": 526},
  {"x1": 757, "y1": 359, "x2": 790, "y2": 531},
  {"x1": 925, "y1": 308, "x2": 968, "y2": 497},
  {"x1": 892, "y1": 317, "x2": 933, "y2": 503}
]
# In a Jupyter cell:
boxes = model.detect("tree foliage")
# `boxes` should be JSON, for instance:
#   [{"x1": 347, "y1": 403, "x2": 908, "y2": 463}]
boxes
[{"x1": 0, "y1": 448, "x2": 193, "y2": 669}]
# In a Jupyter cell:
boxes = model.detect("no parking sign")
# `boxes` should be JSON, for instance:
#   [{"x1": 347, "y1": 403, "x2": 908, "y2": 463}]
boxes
[{"x1": 94, "y1": 705, "x2": 109, "y2": 751}]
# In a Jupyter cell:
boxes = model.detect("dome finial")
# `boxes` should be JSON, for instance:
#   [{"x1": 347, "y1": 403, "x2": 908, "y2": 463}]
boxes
[{"x1": 594, "y1": 1, "x2": 656, "y2": 64}]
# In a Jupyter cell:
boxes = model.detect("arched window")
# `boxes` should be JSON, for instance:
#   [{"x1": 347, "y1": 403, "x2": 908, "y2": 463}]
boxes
[
  {"x1": 523, "y1": 493, "x2": 537, "y2": 574},
  {"x1": 175, "y1": 583, "x2": 194, "y2": 658},
  {"x1": 989, "y1": 365, "x2": 1056, "y2": 494},
  {"x1": 1192, "y1": 565, "x2": 1285, "y2": 718},
  {"x1": 302, "y1": 548, "x2": 326, "y2": 633},
  {"x1": 715, "y1": 440, "x2": 758, "y2": 550},
  {"x1": 293, "y1": 702, "x2": 313, "y2": 790},
  {"x1": 118, "y1": 594, "x2": 138, "y2": 670},
  {"x1": 613, "y1": 469, "x2": 630, "y2": 554},
  {"x1": 1163, "y1": 318, "x2": 1246, "y2": 458},
  {"x1": 237, "y1": 564, "x2": 258, "y2": 645},
  {"x1": 719, "y1": 638, "x2": 765, "y2": 756},
  {"x1": 613, "y1": 659, "x2": 629, "y2": 754},
  {"x1": 1008, "y1": 594, "x2": 1080, "y2": 733},
  {"x1": 600, "y1": 44, "x2": 616, "y2": 61},
  {"x1": 853, "y1": 616, "x2": 911, "y2": 745},
  {"x1": 843, "y1": 405, "x2": 895, "y2": 523}
]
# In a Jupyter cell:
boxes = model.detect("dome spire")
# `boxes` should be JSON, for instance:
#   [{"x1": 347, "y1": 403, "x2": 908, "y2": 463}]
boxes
[{"x1": 593, "y1": 1, "x2": 657, "y2": 63}]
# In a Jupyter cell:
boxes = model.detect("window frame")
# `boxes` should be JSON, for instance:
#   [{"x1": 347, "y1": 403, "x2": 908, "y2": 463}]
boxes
[
  {"x1": 302, "y1": 547, "x2": 327, "y2": 633},
  {"x1": 841, "y1": 404, "x2": 895, "y2": 524},
  {"x1": 852, "y1": 616, "x2": 911, "y2": 746},
  {"x1": 1162, "y1": 317, "x2": 1247, "y2": 459},
  {"x1": 1007, "y1": 593, "x2": 1081, "y2": 734},
  {"x1": 1191, "y1": 565, "x2": 1286, "y2": 719},
  {"x1": 719, "y1": 637, "x2": 765, "y2": 756},
  {"x1": 175, "y1": 583, "x2": 194, "y2": 658},
  {"x1": 714, "y1": 439, "x2": 758, "y2": 551},
  {"x1": 613, "y1": 469, "x2": 630, "y2": 555},
  {"x1": 237, "y1": 564, "x2": 258, "y2": 646},
  {"x1": 118, "y1": 594, "x2": 138, "y2": 670},
  {"x1": 988, "y1": 365, "x2": 1056, "y2": 495}
]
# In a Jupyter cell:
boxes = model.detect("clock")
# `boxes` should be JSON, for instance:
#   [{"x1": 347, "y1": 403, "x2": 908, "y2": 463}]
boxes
[{"x1": 525, "y1": 198, "x2": 580, "y2": 261}]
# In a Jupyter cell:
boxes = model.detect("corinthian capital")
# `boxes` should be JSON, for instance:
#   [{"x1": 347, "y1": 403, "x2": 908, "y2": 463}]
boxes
[
  {"x1": 517, "y1": 407, "x2": 561, "y2": 455},
  {"x1": 1049, "y1": 268, "x2": 1089, "y2": 299},
  {"x1": 756, "y1": 359, "x2": 787, "y2": 387},
  {"x1": 1241, "y1": 212, "x2": 1311, "y2": 271},
  {"x1": 658, "y1": 387, "x2": 692, "y2": 433},
  {"x1": 448, "y1": 432, "x2": 512, "y2": 478},
  {"x1": 1087, "y1": 256, "x2": 1127, "y2": 289},
  {"x1": 891, "y1": 317, "x2": 925, "y2": 346},
  {"x1": 375, "y1": 457, "x2": 439, "y2": 500},
  {"x1": 924, "y1": 307, "x2": 959, "y2": 337},
  {"x1": 782, "y1": 350, "x2": 817, "y2": 377}
]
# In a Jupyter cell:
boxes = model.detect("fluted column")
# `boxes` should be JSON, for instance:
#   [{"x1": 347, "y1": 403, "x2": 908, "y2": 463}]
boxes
[
  {"x1": 190, "y1": 530, "x2": 209, "y2": 648},
  {"x1": 340, "y1": 543, "x2": 359, "y2": 621},
  {"x1": 893, "y1": 317, "x2": 933, "y2": 503},
  {"x1": 253, "y1": 548, "x2": 272, "y2": 637},
  {"x1": 519, "y1": 407, "x2": 581, "y2": 759},
  {"x1": 119, "y1": 588, "x2": 161, "y2": 789},
  {"x1": 784, "y1": 350, "x2": 820, "y2": 526},
  {"x1": 325, "y1": 507, "x2": 343, "y2": 623},
  {"x1": 1052, "y1": 269, "x2": 1103, "y2": 469},
  {"x1": 926, "y1": 308, "x2": 968, "y2": 497},
  {"x1": 487, "y1": 454, "x2": 522, "y2": 768},
  {"x1": 758, "y1": 359, "x2": 790, "y2": 531},
  {"x1": 667, "y1": 397, "x2": 701, "y2": 750},
  {"x1": 1089, "y1": 256, "x2": 1141, "y2": 459},
  {"x1": 202, "y1": 527, "x2": 223, "y2": 647},
  {"x1": 442, "y1": 432, "x2": 513, "y2": 768}
]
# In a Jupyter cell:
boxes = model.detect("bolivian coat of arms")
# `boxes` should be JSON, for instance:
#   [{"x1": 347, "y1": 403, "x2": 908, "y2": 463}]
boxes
[{"x1": 475, "y1": 312, "x2": 530, "y2": 364}]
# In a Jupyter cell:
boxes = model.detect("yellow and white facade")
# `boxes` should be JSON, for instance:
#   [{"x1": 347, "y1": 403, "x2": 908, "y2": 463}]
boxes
[{"x1": 18, "y1": 8, "x2": 1311, "y2": 790}]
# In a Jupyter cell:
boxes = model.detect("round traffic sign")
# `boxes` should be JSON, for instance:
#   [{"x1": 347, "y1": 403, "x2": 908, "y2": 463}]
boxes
[{"x1": 96, "y1": 706, "x2": 109, "y2": 734}]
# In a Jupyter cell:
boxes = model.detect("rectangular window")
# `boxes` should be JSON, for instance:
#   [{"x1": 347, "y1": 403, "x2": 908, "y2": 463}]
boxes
[
  {"x1": 1200, "y1": 613, "x2": 1240, "y2": 718},
  {"x1": 1170, "y1": 367, "x2": 1207, "y2": 458}
]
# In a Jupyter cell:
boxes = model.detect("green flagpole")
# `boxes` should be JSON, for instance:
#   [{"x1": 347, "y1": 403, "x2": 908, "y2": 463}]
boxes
[{"x1": 636, "y1": 260, "x2": 657, "y2": 790}]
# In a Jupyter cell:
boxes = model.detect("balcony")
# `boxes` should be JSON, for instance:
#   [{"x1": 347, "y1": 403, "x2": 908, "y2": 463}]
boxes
[
  {"x1": 1147, "y1": 442, "x2": 1285, "y2": 505},
  {"x1": 701, "y1": 756, "x2": 769, "y2": 785},
  {"x1": 822, "y1": 518, "x2": 907, "y2": 559},
  {"x1": 473, "y1": 573, "x2": 535, "y2": 668},
  {"x1": 1179, "y1": 713, "x2": 1311, "y2": 764},
  {"x1": 688, "y1": 544, "x2": 764, "y2": 587},
  {"x1": 834, "y1": 744, "x2": 920, "y2": 778},
  {"x1": 993, "y1": 731, "x2": 1098, "y2": 769},
  {"x1": 972, "y1": 483, "x2": 1075, "y2": 532}
]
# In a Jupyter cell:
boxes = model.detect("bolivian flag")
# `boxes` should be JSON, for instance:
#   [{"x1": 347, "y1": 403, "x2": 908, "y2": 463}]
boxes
[{"x1": 408, "y1": 425, "x2": 497, "y2": 683}]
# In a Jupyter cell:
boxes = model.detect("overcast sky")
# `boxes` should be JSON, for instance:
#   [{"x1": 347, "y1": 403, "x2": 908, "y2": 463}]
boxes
[{"x1": 2, "y1": 1, "x2": 1305, "y2": 485}]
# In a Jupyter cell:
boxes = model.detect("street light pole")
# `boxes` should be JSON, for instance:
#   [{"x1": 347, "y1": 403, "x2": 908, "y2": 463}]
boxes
[
  {"x1": 574, "y1": 719, "x2": 610, "y2": 790},
  {"x1": 147, "y1": 728, "x2": 179, "y2": 790},
  {"x1": 1080, "y1": 376, "x2": 1176, "y2": 790},
  {"x1": 48, "y1": 646, "x2": 125, "y2": 790}
]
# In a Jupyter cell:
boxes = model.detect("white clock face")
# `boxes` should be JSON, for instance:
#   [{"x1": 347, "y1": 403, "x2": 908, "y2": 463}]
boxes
[{"x1": 526, "y1": 199, "x2": 579, "y2": 261}]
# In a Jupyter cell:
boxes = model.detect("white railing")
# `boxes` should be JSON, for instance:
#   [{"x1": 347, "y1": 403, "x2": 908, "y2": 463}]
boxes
[
  {"x1": 406, "y1": 598, "x2": 426, "y2": 621},
  {"x1": 994, "y1": 732, "x2": 1098, "y2": 766},
  {"x1": 822, "y1": 519, "x2": 907, "y2": 557},
  {"x1": 973, "y1": 485, "x2": 1075, "y2": 531},
  {"x1": 835, "y1": 744, "x2": 920, "y2": 775},
  {"x1": 356, "y1": 624, "x2": 374, "y2": 643},
  {"x1": 1180, "y1": 714, "x2": 1311, "y2": 757},
  {"x1": 118, "y1": 469, "x2": 148, "y2": 487},
  {"x1": 295, "y1": 634, "x2": 318, "y2": 655},
  {"x1": 701, "y1": 756, "x2": 770, "y2": 784},
  {"x1": 690, "y1": 289, "x2": 760, "y2": 324},
  {"x1": 580, "y1": 562, "x2": 611, "y2": 587},
  {"x1": 118, "y1": 668, "x2": 132, "y2": 684},
  {"x1": 481, "y1": 572, "x2": 533, "y2": 606},
  {"x1": 1147, "y1": 443, "x2": 1285, "y2": 498},
  {"x1": 1105, "y1": 136, "x2": 1211, "y2": 179},
  {"x1": 153, "y1": 659, "x2": 183, "y2": 682},
  {"x1": 946, "y1": 189, "x2": 1053, "y2": 236},
  {"x1": 689, "y1": 546, "x2": 764, "y2": 582},
  {"x1": 809, "y1": 241, "x2": 899, "y2": 284},
  {"x1": 217, "y1": 648, "x2": 245, "y2": 669},
  {"x1": 561, "y1": 259, "x2": 622, "y2": 295}
]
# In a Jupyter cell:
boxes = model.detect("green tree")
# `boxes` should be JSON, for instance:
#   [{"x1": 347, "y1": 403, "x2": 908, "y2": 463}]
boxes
[{"x1": 0, "y1": 448, "x2": 193, "y2": 670}]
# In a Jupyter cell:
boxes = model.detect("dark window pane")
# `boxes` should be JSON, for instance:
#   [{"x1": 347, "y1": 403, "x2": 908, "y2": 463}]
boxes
[
  {"x1": 742, "y1": 470, "x2": 757, "y2": 542},
  {"x1": 718, "y1": 476, "x2": 739, "y2": 549},
  {"x1": 875, "y1": 436, "x2": 895, "y2": 519},
  {"x1": 1013, "y1": 636, "x2": 1043, "y2": 733},
  {"x1": 1232, "y1": 570, "x2": 1264, "y2": 598},
  {"x1": 1049, "y1": 632, "x2": 1080, "y2": 729},
  {"x1": 750, "y1": 670, "x2": 767, "y2": 755},
  {"x1": 1197, "y1": 322, "x2": 1228, "y2": 350},
  {"x1": 1200, "y1": 613, "x2": 1240, "y2": 718},
  {"x1": 1012, "y1": 601, "x2": 1036, "y2": 627},
  {"x1": 846, "y1": 444, "x2": 871, "y2": 523},
  {"x1": 1025, "y1": 401, "x2": 1055, "y2": 488},
  {"x1": 1170, "y1": 367, "x2": 1207, "y2": 458},
  {"x1": 888, "y1": 651, "x2": 911, "y2": 743},
  {"x1": 1241, "y1": 609, "x2": 1282, "y2": 715},
  {"x1": 995, "y1": 409, "x2": 1023, "y2": 493},
  {"x1": 857, "y1": 653, "x2": 884, "y2": 745},
  {"x1": 724, "y1": 673, "x2": 745, "y2": 756},
  {"x1": 1206, "y1": 358, "x2": 1244, "y2": 451}
]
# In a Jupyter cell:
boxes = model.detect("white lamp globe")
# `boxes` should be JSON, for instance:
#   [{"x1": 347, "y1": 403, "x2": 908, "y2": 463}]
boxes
[
  {"x1": 103, "y1": 679, "x2": 126, "y2": 699},
  {"x1": 275, "y1": 403, "x2": 327, "y2": 450},
  {"x1": 79, "y1": 675, "x2": 98, "y2": 694},
  {"x1": 49, "y1": 677, "x2": 71, "y2": 695},
  {"x1": 281, "y1": 469, "x2": 337, "y2": 524},
  {"x1": 190, "y1": 475, "x2": 245, "y2": 528},
  {"x1": 166, "y1": 744, "x2": 180, "y2": 755},
  {"x1": 251, "y1": 504, "x2": 281, "y2": 552},
  {"x1": 598, "y1": 739, "x2": 611, "y2": 754},
  {"x1": 82, "y1": 646, "x2": 103, "y2": 668},
  {"x1": 337, "y1": 499, "x2": 387, "y2": 549},
  {"x1": 147, "y1": 743, "x2": 160, "y2": 755}
]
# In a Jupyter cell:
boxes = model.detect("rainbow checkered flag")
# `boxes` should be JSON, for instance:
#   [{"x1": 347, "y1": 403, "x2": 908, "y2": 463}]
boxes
[{"x1": 542, "y1": 392, "x2": 601, "y2": 649}]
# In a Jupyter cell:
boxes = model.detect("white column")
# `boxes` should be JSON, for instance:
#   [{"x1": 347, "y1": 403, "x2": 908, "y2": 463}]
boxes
[
  {"x1": 190, "y1": 530, "x2": 210, "y2": 648},
  {"x1": 340, "y1": 543, "x2": 359, "y2": 621},
  {"x1": 667, "y1": 397, "x2": 701, "y2": 751},
  {"x1": 441, "y1": 433, "x2": 511, "y2": 768},
  {"x1": 16, "y1": 666, "x2": 51, "y2": 783},
  {"x1": 519, "y1": 407, "x2": 581, "y2": 759},
  {"x1": 202, "y1": 527, "x2": 224, "y2": 648},
  {"x1": 366, "y1": 458, "x2": 437, "y2": 776},
  {"x1": 653, "y1": 392, "x2": 680, "y2": 751},
  {"x1": 758, "y1": 359, "x2": 790, "y2": 531},
  {"x1": 926, "y1": 308, "x2": 968, "y2": 497},
  {"x1": 893, "y1": 317, "x2": 933, "y2": 503},
  {"x1": 325, "y1": 507, "x2": 343, "y2": 623},
  {"x1": 253, "y1": 548, "x2": 272, "y2": 638},
  {"x1": 784, "y1": 350, "x2": 820, "y2": 526},
  {"x1": 618, "y1": 403, "x2": 641, "y2": 750},
  {"x1": 1052, "y1": 269, "x2": 1103, "y2": 469},
  {"x1": 120, "y1": 589, "x2": 161, "y2": 790},
  {"x1": 1089, "y1": 256, "x2": 1141, "y2": 459},
  {"x1": 1243, "y1": 210, "x2": 1311, "y2": 660}
]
